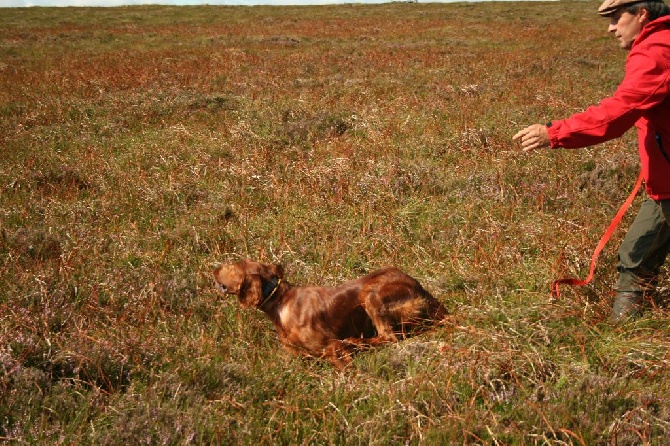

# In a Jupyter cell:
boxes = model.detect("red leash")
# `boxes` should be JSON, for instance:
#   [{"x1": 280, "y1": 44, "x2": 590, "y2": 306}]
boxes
[{"x1": 551, "y1": 171, "x2": 644, "y2": 299}]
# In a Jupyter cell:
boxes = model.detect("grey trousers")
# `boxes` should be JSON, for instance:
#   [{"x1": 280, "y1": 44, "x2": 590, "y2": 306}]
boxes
[{"x1": 616, "y1": 198, "x2": 670, "y2": 292}]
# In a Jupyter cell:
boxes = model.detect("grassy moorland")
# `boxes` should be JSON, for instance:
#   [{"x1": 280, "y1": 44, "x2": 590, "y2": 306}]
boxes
[{"x1": 1, "y1": 1, "x2": 669, "y2": 443}]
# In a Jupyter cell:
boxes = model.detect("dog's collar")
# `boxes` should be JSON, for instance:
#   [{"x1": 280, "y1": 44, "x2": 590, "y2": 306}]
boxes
[{"x1": 259, "y1": 277, "x2": 282, "y2": 308}]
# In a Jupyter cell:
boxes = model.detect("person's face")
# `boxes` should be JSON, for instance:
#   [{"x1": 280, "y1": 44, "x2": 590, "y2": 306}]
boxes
[{"x1": 607, "y1": 8, "x2": 648, "y2": 49}]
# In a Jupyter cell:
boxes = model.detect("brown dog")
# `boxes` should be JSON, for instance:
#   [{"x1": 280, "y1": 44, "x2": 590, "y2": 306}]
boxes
[{"x1": 213, "y1": 259, "x2": 447, "y2": 368}]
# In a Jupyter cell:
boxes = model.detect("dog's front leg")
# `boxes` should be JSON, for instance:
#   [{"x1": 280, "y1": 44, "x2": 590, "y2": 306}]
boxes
[{"x1": 323, "y1": 340, "x2": 358, "y2": 370}]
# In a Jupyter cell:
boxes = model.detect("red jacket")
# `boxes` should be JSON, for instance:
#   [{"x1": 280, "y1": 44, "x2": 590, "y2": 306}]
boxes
[{"x1": 548, "y1": 15, "x2": 670, "y2": 200}]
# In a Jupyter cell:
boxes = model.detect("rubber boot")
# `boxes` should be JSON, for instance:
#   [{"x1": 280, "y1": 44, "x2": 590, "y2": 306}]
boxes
[{"x1": 610, "y1": 291, "x2": 643, "y2": 323}]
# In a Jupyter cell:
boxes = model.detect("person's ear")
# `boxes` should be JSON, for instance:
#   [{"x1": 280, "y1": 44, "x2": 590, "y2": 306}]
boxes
[{"x1": 638, "y1": 7, "x2": 650, "y2": 23}]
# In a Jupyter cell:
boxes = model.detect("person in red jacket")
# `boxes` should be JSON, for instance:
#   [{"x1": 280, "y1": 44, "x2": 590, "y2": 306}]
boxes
[{"x1": 513, "y1": 0, "x2": 670, "y2": 322}]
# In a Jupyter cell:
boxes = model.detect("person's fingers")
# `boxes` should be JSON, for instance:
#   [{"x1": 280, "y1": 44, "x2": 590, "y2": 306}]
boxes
[
  {"x1": 512, "y1": 125, "x2": 538, "y2": 143},
  {"x1": 512, "y1": 129, "x2": 526, "y2": 141},
  {"x1": 513, "y1": 124, "x2": 549, "y2": 151},
  {"x1": 522, "y1": 142, "x2": 538, "y2": 152}
]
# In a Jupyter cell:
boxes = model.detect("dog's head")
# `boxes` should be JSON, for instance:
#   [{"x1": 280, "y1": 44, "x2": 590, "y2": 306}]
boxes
[{"x1": 213, "y1": 259, "x2": 284, "y2": 309}]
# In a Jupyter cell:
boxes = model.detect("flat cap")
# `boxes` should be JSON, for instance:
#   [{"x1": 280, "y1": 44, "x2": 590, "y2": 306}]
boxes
[{"x1": 598, "y1": 0, "x2": 659, "y2": 16}]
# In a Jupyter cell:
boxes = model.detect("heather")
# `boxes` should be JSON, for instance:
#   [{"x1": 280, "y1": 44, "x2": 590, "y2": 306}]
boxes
[{"x1": 1, "y1": 2, "x2": 668, "y2": 443}]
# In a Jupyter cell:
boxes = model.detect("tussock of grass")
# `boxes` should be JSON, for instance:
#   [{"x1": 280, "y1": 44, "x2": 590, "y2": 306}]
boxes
[{"x1": 1, "y1": 2, "x2": 669, "y2": 444}]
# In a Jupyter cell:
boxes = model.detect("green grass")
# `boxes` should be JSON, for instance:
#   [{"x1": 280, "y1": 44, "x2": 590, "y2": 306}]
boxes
[{"x1": 1, "y1": 2, "x2": 669, "y2": 444}]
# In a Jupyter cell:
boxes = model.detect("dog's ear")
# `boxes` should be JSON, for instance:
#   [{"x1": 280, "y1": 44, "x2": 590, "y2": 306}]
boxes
[{"x1": 238, "y1": 273, "x2": 263, "y2": 308}]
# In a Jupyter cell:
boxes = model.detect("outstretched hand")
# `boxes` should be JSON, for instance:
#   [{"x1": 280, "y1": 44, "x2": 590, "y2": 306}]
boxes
[{"x1": 512, "y1": 124, "x2": 551, "y2": 152}]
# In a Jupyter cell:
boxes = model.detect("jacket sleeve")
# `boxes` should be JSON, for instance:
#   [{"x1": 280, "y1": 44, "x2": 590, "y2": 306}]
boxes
[{"x1": 547, "y1": 51, "x2": 669, "y2": 149}]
